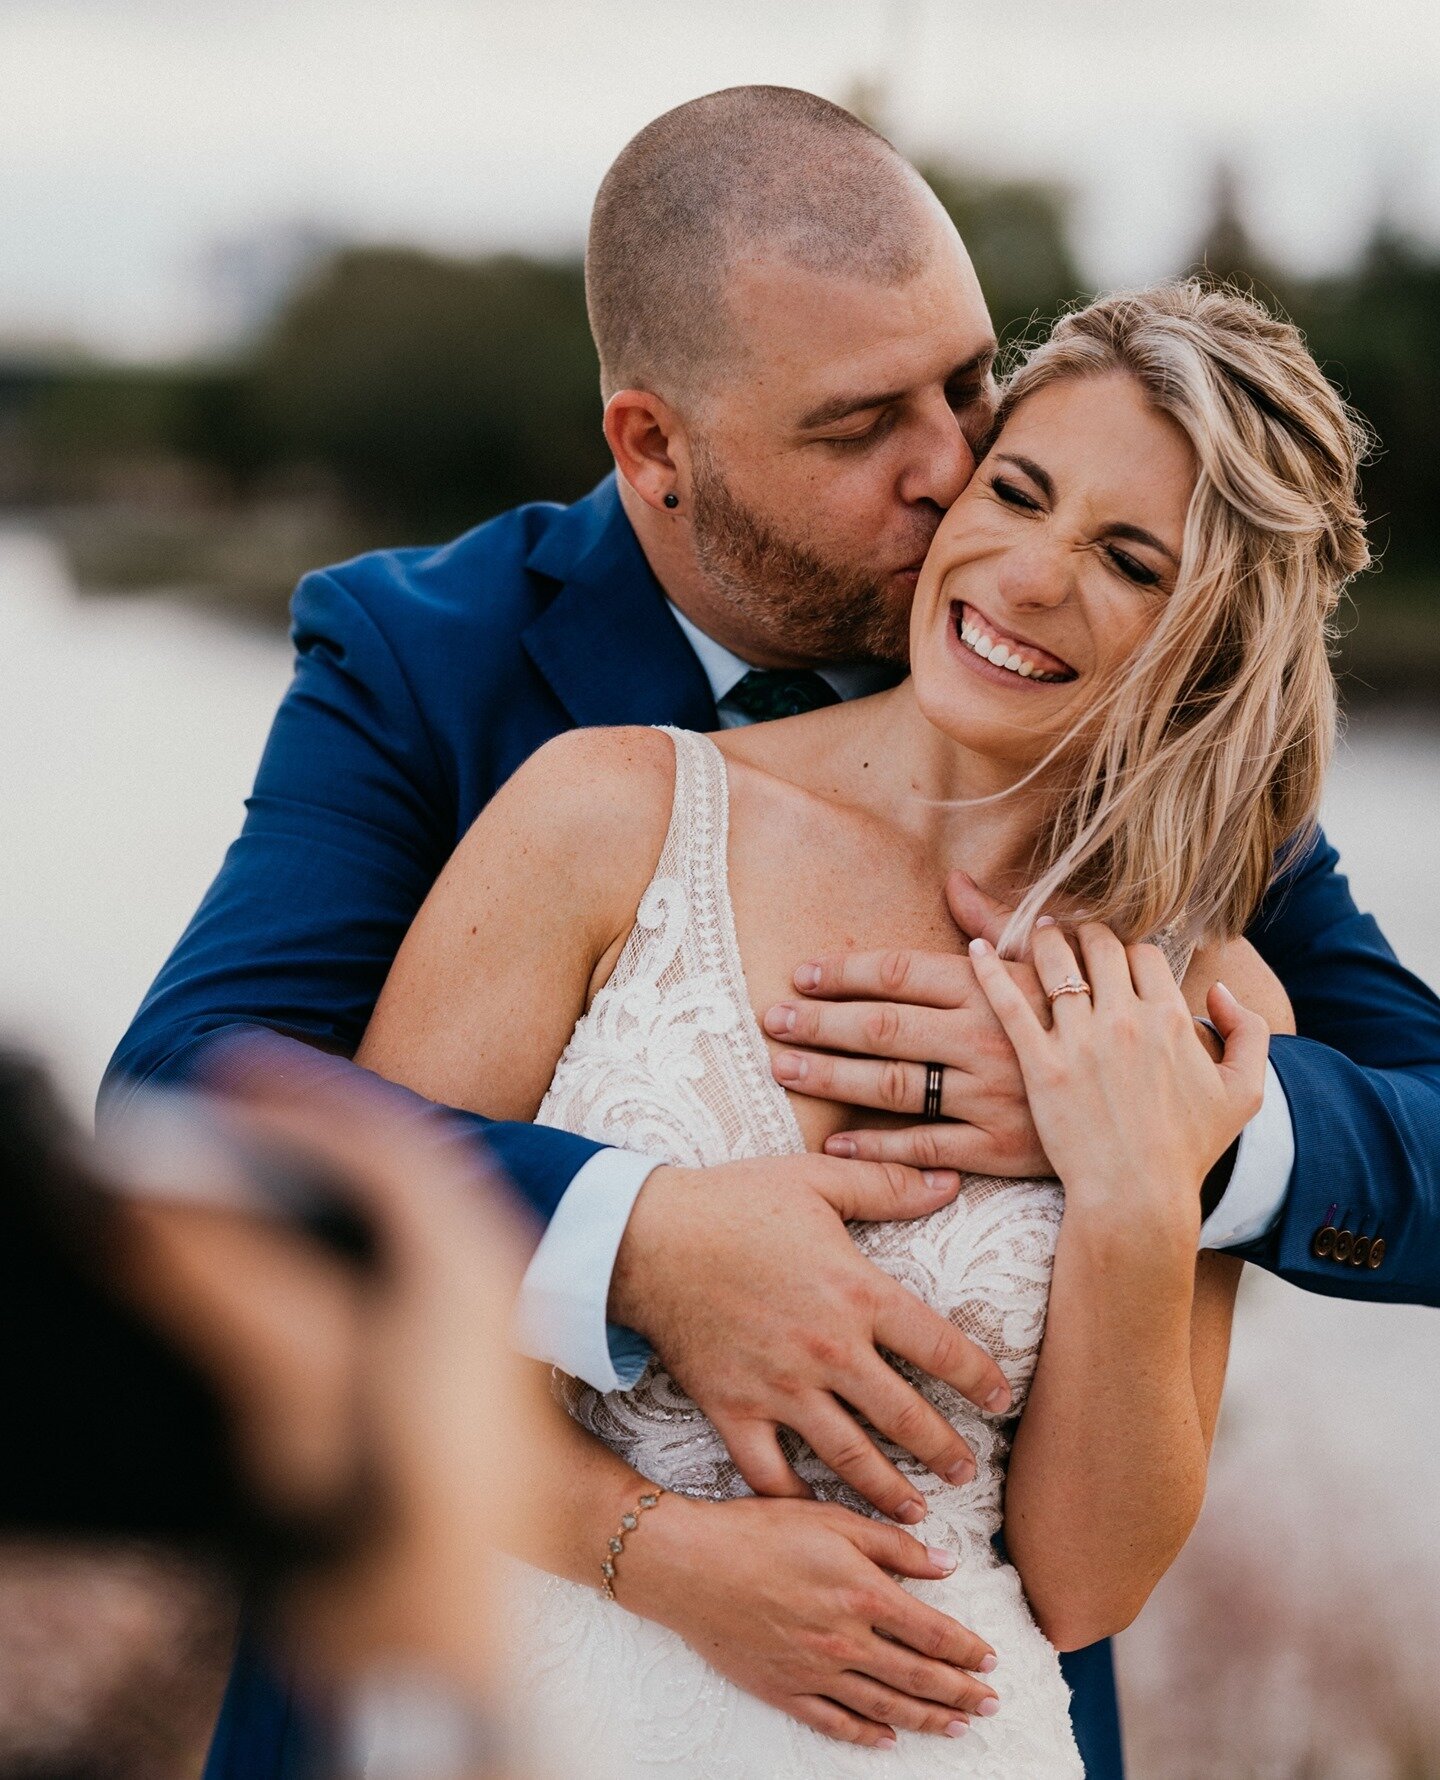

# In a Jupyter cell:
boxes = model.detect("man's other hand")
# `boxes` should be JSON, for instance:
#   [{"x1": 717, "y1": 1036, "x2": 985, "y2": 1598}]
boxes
[
  {"x1": 608, "y1": 1151, "x2": 1012, "y2": 1525},
  {"x1": 761, "y1": 871, "x2": 1052, "y2": 1178}
]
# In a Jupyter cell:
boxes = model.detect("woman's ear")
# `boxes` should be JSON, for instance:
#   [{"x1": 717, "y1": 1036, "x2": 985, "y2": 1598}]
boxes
[{"x1": 603, "y1": 389, "x2": 690, "y2": 513}]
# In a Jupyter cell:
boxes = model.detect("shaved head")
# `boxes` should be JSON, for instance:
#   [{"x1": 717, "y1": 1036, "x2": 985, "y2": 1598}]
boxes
[
  {"x1": 588, "y1": 87, "x2": 993, "y2": 677},
  {"x1": 586, "y1": 85, "x2": 940, "y2": 402}
]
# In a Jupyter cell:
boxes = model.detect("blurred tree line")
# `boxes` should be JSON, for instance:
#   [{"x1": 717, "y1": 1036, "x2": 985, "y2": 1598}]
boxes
[{"x1": 2, "y1": 162, "x2": 1438, "y2": 694}]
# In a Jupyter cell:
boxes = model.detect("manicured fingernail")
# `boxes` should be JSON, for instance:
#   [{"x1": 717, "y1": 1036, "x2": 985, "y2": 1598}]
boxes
[
  {"x1": 795, "y1": 963, "x2": 821, "y2": 991},
  {"x1": 978, "y1": 1654, "x2": 998, "y2": 1675},
  {"x1": 895, "y1": 1498, "x2": 926, "y2": 1524},
  {"x1": 773, "y1": 1052, "x2": 805, "y2": 1082},
  {"x1": 926, "y1": 1546, "x2": 958, "y2": 1574},
  {"x1": 968, "y1": 937, "x2": 990, "y2": 956},
  {"x1": 946, "y1": 1719, "x2": 969, "y2": 1738},
  {"x1": 944, "y1": 1458, "x2": 975, "y2": 1486},
  {"x1": 764, "y1": 1004, "x2": 797, "y2": 1035},
  {"x1": 984, "y1": 1384, "x2": 1012, "y2": 1413},
  {"x1": 1214, "y1": 980, "x2": 1235, "y2": 1002},
  {"x1": 828, "y1": 1136, "x2": 858, "y2": 1158},
  {"x1": 1035, "y1": 915, "x2": 1057, "y2": 928},
  {"x1": 975, "y1": 1696, "x2": 1000, "y2": 1717},
  {"x1": 921, "y1": 1170, "x2": 950, "y2": 1191},
  {"x1": 875, "y1": 1732, "x2": 897, "y2": 1750}
]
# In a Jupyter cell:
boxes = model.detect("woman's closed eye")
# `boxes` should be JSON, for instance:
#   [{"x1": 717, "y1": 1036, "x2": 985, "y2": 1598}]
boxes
[
  {"x1": 992, "y1": 474, "x2": 1166, "y2": 588},
  {"x1": 1103, "y1": 544, "x2": 1162, "y2": 587},
  {"x1": 990, "y1": 474, "x2": 1042, "y2": 512}
]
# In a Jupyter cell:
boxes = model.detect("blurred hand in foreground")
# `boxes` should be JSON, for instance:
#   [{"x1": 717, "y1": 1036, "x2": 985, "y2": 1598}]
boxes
[{"x1": 110, "y1": 1076, "x2": 546, "y2": 1733}]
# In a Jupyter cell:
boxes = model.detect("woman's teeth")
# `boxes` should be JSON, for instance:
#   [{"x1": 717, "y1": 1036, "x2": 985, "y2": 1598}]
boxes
[{"x1": 957, "y1": 610, "x2": 1070, "y2": 682}]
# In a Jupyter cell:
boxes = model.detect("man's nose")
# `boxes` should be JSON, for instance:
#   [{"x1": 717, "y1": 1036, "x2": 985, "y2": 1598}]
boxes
[{"x1": 899, "y1": 403, "x2": 976, "y2": 510}]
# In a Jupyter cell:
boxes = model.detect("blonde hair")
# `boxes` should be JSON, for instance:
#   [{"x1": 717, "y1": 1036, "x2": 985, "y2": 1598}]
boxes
[{"x1": 994, "y1": 279, "x2": 1371, "y2": 952}]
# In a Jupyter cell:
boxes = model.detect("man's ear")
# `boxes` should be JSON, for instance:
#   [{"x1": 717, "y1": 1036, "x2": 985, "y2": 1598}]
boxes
[{"x1": 603, "y1": 389, "x2": 691, "y2": 512}]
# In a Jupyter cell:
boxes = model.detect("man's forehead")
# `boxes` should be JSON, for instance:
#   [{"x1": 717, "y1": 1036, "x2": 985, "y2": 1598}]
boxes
[{"x1": 721, "y1": 246, "x2": 993, "y2": 413}]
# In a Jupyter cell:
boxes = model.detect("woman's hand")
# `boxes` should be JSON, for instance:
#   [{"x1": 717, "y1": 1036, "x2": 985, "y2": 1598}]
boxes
[
  {"x1": 621, "y1": 1493, "x2": 1000, "y2": 1749},
  {"x1": 968, "y1": 922, "x2": 1268, "y2": 1236}
]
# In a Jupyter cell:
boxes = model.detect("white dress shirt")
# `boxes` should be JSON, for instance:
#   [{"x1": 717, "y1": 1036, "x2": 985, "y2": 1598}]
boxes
[{"x1": 514, "y1": 604, "x2": 1295, "y2": 1391}]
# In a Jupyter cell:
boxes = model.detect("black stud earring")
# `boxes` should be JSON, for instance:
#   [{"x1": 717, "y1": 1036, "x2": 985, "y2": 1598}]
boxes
[{"x1": 663, "y1": 492, "x2": 679, "y2": 509}]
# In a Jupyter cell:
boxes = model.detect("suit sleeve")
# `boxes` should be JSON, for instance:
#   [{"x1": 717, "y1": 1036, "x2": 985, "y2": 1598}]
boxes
[
  {"x1": 1239, "y1": 828, "x2": 1440, "y2": 1305},
  {"x1": 99, "y1": 567, "x2": 602, "y2": 1226}
]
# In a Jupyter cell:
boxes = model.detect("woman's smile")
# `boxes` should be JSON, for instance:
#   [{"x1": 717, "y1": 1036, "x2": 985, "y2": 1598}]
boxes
[
  {"x1": 907, "y1": 371, "x2": 1197, "y2": 774},
  {"x1": 949, "y1": 600, "x2": 1078, "y2": 685}
]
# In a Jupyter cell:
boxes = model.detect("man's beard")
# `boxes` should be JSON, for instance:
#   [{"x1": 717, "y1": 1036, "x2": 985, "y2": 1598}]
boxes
[{"x1": 689, "y1": 450, "x2": 927, "y2": 666}]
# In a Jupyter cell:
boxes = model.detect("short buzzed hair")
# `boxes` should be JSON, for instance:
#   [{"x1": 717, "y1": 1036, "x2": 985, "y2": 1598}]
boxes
[{"x1": 586, "y1": 85, "x2": 937, "y2": 401}]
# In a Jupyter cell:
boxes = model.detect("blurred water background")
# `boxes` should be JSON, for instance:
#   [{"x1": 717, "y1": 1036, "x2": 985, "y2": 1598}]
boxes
[{"x1": 3, "y1": 2, "x2": 1440, "y2": 1775}]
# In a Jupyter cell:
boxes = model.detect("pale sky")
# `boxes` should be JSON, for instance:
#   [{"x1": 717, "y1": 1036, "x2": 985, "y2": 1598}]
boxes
[{"x1": 3, "y1": 0, "x2": 1438, "y2": 359}]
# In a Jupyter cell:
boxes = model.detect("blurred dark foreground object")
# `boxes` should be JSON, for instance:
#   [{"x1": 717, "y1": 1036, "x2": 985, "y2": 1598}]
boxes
[
  {"x1": 0, "y1": 1538, "x2": 233, "y2": 1780},
  {"x1": 0, "y1": 1049, "x2": 539, "y2": 1780},
  {"x1": 0, "y1": 1052, "x2": 359, "y2": 1568},
  {"x1": 0, "y1": 1053, "x2": 284, "y2": 1779}
]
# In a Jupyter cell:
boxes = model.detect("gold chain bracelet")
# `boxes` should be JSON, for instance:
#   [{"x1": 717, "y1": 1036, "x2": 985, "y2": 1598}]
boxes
[{"x1": 600, "y1": 1486, "x2": 665, "y2": 1600}]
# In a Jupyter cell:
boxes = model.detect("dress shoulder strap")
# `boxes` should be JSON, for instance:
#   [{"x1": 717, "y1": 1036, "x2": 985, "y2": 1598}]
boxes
[
  {"x1": 594, "y1": 725, "x2": 737, "y2": 1005},
  {"x1": 652, "y1": 725, "x2": 732, "y2": 909}
]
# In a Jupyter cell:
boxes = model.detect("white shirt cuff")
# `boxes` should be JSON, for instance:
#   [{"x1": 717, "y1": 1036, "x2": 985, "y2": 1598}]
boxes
[
  {"x1": 511, "y1": 1147, "x2": 658, "y2": 1392},
  {"x1": 1198, "y1": 1059, "x2": 1295, "y2": 1250}
]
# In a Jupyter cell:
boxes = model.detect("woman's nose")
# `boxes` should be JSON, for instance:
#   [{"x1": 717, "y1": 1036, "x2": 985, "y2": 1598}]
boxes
[{"x1": 995, "y1": 538, "x2": 1075, "y2": 609}]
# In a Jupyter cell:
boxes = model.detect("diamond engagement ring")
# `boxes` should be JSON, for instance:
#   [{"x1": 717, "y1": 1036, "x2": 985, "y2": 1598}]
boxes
[{"x1": 1047, "y1": 976, "x2": 1092, "y2": 1002}]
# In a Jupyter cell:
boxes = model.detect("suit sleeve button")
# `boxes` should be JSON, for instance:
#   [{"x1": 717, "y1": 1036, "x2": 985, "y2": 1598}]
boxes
[
  {"x1": 1349, "y1": 1236, "x2": 1372, "y2": 1267},
  {"x1": 1367, "y1": 1237, "x2": 1386, "y2": 1268},
  {"x1": 1311, "y1": 1225, "x2": 1337, "y2": 1259},
  {"x1": 1332, "y1": 1229, "x2": 1355, "y2": 1263}
]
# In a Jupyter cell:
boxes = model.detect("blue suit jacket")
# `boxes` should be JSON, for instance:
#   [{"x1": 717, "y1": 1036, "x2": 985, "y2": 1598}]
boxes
[{"x1": 103, "y1": 477, "x2": 1440, "y2": 1779}]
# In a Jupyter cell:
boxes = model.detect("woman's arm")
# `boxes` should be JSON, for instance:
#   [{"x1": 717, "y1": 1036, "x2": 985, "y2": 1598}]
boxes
[
  {"x1": 975, "y1": 928, "x2": 1286, "y2": 1651},
  {"x1": 355, "y1": 727, "x2": 673, "y2": 1115},
  {"x1": 1003, "y1": 1233, "x2": 1239, "y2": 1651}
]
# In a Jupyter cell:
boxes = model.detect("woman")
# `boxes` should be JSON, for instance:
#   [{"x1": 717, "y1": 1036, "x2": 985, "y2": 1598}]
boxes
[{"x1": 355, "y1": 281, "x2": 1369, "y2": 1776}]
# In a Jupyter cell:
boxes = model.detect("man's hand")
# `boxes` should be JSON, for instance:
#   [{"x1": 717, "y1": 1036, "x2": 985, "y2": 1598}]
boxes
[
  {"x1": 627, "y1": 1494, "x2": 1000, "y2": 1748},
  {"x1": 760, "y1": 871, "x2": 1052, "y2": 1177},
  {"x1": 609, "y1": 1152, "x2": 1013, "y2": 1525}
]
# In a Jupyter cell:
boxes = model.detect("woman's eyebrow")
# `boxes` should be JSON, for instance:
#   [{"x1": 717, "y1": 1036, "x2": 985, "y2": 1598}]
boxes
[
  {"x1": 994, "y1": 452, "x2": 1055, "y2": 502},
  {"x1": 1106, "y1": 521, "x2": 1180, "y2": 565}
]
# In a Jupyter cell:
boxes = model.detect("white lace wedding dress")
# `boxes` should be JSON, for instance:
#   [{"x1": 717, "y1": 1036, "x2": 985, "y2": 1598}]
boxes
[{"x1": 505, "y1": 727, "x2": 1175, "y2": 1777}]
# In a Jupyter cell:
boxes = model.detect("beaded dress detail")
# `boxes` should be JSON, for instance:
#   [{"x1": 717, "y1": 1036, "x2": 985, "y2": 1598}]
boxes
[{"x1": 505, "y1": 728, "x2": 1189, "y2": 1777}]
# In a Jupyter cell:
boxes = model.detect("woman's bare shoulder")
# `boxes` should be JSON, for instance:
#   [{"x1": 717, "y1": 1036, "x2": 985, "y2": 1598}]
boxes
[
  {"x1": 474, "y1": 720, "x2": 676, "y2": 844},
  {"x1": 1182, "y1": 934, "x2": 1296, "y2": 1036},
  {"x1": 500, "y1": 725, "x2": 679, "y2": 834},
  {"x1": 459, "y1": 725, "x2": 680, "y2": 927}
]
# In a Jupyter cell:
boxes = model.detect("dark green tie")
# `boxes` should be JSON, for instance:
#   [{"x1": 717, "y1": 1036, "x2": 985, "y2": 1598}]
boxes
[{"x1": 723, "y1": 668, "x2": 841, "y2": 722}]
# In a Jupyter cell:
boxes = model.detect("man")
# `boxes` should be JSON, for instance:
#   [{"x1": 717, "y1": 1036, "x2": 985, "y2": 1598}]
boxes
[{"x1": 105, "y1": 87, "x2": 1440, "y2": 1779}]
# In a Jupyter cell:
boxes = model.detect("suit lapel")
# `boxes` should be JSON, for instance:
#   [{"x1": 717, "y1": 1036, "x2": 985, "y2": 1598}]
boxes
[{"x1": 522, "y1": 477, "x2": 719, "y2": 732}]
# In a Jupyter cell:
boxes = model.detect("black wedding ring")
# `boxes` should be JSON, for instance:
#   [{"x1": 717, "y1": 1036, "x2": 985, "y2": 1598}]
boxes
[{"x1": 923, "y1": 1061, "x2": 945, "y2": 1122}]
